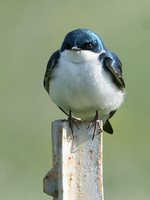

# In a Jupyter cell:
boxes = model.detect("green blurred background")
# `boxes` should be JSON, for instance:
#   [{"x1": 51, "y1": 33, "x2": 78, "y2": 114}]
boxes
[{"x1": 0, "y1": 0, "x2": 150, "y2": 199}]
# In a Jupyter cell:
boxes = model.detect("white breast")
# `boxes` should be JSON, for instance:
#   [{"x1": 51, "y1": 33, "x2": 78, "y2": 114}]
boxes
[{"x1": 50, "y1": 50, "x2": 125, "y2": 120}]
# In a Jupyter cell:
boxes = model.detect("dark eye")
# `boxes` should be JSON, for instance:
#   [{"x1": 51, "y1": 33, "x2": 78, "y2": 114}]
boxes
[
  {"x1": 65, "y1": 43, "x2": 72, "y2": 50},
  {"x1": 80, "y1": 42, "x2": 94, "y2": 50}
]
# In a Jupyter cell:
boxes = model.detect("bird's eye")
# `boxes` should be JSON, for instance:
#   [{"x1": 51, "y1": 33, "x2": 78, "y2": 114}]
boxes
[
  {"x1": 81, "y1": 42, "x2": 94, "y2": 50},
  {"x1": 65, "y1": 43, "x2": 72, "y2": 50}
]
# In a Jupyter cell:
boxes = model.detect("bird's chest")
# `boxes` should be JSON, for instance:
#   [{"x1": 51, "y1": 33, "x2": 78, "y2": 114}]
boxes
[
  {"x1": 50, "y1": 57, "x2": 122, "y2": 113},
  {"x1": 58, "y1": 60, "x2": 100, "y2": 93},
  {"x1": 50, "y1": 59, "x2": 102, "y2": 104}
]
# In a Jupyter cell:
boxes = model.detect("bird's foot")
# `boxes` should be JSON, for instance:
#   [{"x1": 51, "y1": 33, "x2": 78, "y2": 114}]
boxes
[
  {"x1": 88, "y1": 111, "x2": 103, "y2": 140},
  {"x1": 68, "y1": 111, "x2": 79, "y2": 139}
]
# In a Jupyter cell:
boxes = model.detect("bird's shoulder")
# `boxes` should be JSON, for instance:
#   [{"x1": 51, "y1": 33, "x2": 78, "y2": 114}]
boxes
[
  {"x1": 43, "y1": 50, "x2": 60, "y2": 93},
  {"x1": 99, "y1": 51, "x2": 125, "y2": 90}
]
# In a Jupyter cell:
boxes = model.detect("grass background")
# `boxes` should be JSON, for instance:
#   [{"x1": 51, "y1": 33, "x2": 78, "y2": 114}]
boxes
[{"x1": 0, "y1": 0, "x2": 150, "y2": 199}]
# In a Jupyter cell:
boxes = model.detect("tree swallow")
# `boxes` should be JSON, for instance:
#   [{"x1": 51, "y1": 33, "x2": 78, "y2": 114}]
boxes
[{"x1": 44, "y1": 29, "x2": 125, "y2": 139}]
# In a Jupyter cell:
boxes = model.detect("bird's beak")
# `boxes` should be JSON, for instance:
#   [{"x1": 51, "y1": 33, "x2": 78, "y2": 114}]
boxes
[{"x1": 71, "y1": 47, "x2": 81, "y2": 51}]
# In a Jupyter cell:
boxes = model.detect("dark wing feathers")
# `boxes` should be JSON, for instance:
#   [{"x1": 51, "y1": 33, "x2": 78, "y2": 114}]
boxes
[
  {"x1": 43, "y1": 50, "x2": 60, "y2": 93},
  {"x1": 100, "y1": 51, "x2": 125, "y2": 134},
  {"x1": 100, "y1": 51, "x2": 125, "y2": 90}
]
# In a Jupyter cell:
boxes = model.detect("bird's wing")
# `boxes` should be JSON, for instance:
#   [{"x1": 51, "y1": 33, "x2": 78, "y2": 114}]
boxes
[
  {"x1": 43, "y1": 50, "x2": 60, "y2": 93},
  {"x1": 100, "y1": 51, "x2": 125, "y2": 90}
]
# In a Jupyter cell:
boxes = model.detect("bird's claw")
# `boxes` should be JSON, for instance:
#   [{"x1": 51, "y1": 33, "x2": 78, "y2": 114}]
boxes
[
  {"x1": 68, "y1": 111, "x2": 79, "y2": 139},
  {"x1": 88, "y1": 111, "x2": 103, "y2": 140}
]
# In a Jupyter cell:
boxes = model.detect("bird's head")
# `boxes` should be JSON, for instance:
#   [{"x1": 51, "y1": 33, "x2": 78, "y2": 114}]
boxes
[{"x1": 60, "y1": 29, "x2": 106, "y2": 63}]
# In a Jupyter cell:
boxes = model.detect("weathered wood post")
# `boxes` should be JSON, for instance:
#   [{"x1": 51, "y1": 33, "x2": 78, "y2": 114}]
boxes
[{"x1": 43, "y1": 120, "x2": 104, "y2": 200}]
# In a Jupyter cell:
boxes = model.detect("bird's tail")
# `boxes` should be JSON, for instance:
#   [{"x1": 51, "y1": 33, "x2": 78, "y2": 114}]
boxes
[{"x1": 103, "y1": 120, "x2": 113, "y2": 134}]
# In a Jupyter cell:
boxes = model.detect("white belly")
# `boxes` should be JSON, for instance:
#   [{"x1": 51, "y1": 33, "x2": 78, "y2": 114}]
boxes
[{"x1": 50, "y1": 52, "x2": 125, "y2": 120}]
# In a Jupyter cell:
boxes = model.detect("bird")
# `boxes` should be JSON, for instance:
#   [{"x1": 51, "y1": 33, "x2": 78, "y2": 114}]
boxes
[{"x1": 44, "y1": 28, "x2": 125, "y2": 139}]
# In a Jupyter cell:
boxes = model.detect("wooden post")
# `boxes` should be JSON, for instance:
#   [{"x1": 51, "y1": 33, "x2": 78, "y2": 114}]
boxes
[{"x1": 43, "y1": 120, "x2": 104, "y2": 200}]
